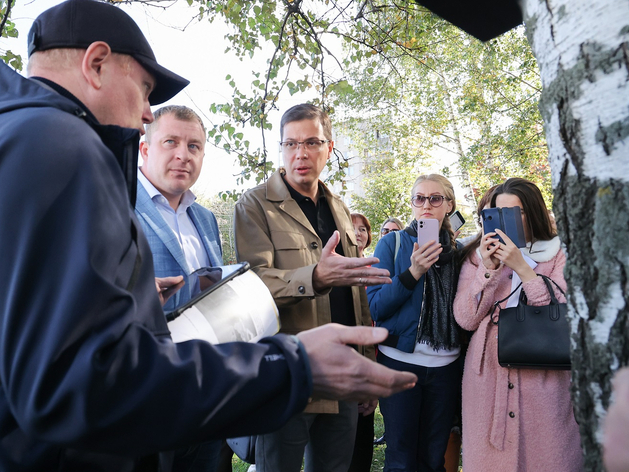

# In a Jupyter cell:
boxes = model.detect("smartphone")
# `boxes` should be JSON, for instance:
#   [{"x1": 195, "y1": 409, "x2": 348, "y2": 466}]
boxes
[
  {"x1": 449, "y1": 210, "x2": 465, "y2": 232},
  {"x1": 481, "y1": 207, "x2": 526, "y2": 248},
  {"x1": 190, "y1": 266, "x2": 224, "y2": 292},
  {"x1": 417, "y1": 218, "x2": 440, "y2": 248}
]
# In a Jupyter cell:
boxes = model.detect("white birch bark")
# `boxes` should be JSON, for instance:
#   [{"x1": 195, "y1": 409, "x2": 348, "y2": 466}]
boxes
[{"x1": 521, "y1": 0, "x2": 629, "y2": 469}]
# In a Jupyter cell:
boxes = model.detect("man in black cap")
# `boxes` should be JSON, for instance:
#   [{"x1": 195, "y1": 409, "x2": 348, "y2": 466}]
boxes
[{"x1": 0, "y1": 1, "x2": 416, "y2": 471}]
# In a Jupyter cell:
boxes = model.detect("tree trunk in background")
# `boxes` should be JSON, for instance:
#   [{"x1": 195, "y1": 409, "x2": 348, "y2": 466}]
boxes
[
  {"x1": 522, "y1": 0, "x2": 629, "y2": 469},
  {"x1": 436, "y1": 67, "x2": 478, "y2": 210}
]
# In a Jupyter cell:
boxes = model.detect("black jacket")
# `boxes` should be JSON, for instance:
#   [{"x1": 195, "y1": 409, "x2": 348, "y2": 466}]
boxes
[{"x1": 0, "y1": 62, "x2": 311, "y2": 471}]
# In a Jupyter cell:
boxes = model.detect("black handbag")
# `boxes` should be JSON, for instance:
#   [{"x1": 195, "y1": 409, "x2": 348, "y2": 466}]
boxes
[{"x1": 489, "y1": 274, "x2": 571, "y2": 370}]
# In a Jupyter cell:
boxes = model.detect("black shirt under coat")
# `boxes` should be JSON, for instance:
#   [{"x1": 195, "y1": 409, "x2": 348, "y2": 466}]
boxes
[{"x1": 283, "y1": 177, "x2": 356, "y2": 328}]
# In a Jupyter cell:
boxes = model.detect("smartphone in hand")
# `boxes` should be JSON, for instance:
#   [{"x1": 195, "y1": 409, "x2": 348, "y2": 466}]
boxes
[
  {"x1": 449, "y1": 210, "x2": 465, "y2": 232},
  {"x1": 481, "y1": 207, "x2": 526, "y2": 248},
  {"x1": 417, "y1": 218, "x2": 440, "y2": 248}
]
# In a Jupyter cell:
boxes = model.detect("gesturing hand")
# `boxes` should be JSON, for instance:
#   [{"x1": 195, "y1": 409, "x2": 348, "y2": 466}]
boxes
[
  {"x1": 297, "y1": 324, "x2": 417, "y2": 401},
  {"x1": 312, "y1": 231, "x2": 391, "y2": 292}
]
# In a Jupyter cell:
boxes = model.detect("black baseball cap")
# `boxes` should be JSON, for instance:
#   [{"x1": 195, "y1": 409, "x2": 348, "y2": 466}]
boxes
[{"x1": 27, "y1": 0, "x2": 189, "y2": 105}]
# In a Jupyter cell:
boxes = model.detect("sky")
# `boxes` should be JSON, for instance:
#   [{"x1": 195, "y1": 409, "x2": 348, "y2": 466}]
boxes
[{"x1": 3, "y1": 0, "x2": 314, "y2": 197}]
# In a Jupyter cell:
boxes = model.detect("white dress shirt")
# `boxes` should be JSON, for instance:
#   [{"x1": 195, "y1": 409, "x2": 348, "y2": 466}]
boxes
[{"x1": 138, "y1": 170, "x2": 210, "y2": 274}]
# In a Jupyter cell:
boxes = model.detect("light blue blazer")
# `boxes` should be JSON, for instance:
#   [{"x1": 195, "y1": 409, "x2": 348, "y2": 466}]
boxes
[{"x1": 135, "y1": 182, "x2": 223, "y2": 313}]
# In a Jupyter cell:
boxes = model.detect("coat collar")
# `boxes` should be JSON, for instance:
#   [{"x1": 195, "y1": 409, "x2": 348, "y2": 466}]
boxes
[
  {"x1": 265, "y1": 168, "x2": 348, "y2": 244},
  {"x1": 266, "y1": 167, "x2": 340, "y2": 204}
]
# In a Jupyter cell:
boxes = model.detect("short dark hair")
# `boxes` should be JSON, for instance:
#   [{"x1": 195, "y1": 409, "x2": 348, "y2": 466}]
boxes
[
  {"x1": 491, "y1": 178, "x2": 556, "y2": 243},
  {"x1": 145, "y1": 105, "x2": 206, "y2": 144},
  {"x1": 280, "y1": 104, "x2": 332, "y2": 141}
]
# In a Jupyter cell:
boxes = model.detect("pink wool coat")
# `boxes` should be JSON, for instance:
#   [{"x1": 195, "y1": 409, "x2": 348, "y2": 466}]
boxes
[{"x1": 453, "y1": 248, "x2": 583, "y2": 472}]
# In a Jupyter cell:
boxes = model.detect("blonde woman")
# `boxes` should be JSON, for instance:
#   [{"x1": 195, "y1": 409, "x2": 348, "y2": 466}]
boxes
[{"x1": 368, "y1": 174, "x2": 463, "y2": 472}]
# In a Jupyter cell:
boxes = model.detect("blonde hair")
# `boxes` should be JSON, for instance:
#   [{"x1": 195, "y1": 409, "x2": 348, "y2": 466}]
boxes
[
  {"x1": 145, "y1": 105, "x2": 206, "y2": 144},
  {"x1": 28, "y1": 48, "x2": 132, "y2": 75},
  {"x1": 27, "y1": 48, "x2": 83, "y2": 75},
  {"x1": 411, "y1": 174, "x2": 457, "y2": 248}
]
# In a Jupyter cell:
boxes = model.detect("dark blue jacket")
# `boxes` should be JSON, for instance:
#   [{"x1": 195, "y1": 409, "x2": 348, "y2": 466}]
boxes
[
  {"x1": 0, "y1": 62, "x2": 311, "y2": 471},
  {"x1": 367, "y1": 230, "x2": 426, "y2": 353}
]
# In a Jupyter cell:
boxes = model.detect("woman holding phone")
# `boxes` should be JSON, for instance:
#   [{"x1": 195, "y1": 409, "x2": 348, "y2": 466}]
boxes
[
  {"x1": 453, "y1": 178, "x2": 582, "y2": 471},
  {"x1": 367, "y1": 174, "x2": 463, "y2": 472}
]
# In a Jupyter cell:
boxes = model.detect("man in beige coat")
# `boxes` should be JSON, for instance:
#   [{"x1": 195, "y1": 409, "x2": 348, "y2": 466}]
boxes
[{"x1": 235, "y1": 104, "x2": 388, "y2": 472}]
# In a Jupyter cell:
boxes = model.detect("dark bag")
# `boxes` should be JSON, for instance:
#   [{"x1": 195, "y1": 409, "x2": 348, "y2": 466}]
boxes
[
  {"x1": 490, "y1": 274, "x2": 571, "y2": 370},
  {"x1": 226, "y1": 436, "x2": 256, "y2": 464}
]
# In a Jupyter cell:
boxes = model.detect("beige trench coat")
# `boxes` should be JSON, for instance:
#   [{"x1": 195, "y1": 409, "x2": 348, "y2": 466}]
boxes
[{"x1": 234, "y1": 169, "x2": 375, "y2": 414}]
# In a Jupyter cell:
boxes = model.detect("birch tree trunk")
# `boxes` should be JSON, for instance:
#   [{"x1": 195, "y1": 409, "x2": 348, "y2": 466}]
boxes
[{"x1": 522, "y1": 0, "x2": 629, "y2": 469}]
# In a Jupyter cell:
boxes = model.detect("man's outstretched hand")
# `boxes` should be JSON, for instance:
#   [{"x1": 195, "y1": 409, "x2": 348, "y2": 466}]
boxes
[
  {"x1": 312, "y1": 231, "x2": 391, "y2": 292},
  {"x1": 297, "y1": 324, "x2": 417, "y2": 401}
]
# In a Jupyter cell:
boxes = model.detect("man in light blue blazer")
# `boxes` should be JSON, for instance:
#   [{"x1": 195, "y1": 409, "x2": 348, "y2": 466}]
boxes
[
  {"x1": 134, "y1": 105, "x2": 223, "y2": 314},
  {"x1": 135, "y1": 106, "x2": 224, "y2": 471}
]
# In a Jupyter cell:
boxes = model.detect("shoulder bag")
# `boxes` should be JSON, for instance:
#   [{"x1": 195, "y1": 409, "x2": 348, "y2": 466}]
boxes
[{"x1": 489, "y1": 274, "x2": 571, "y2": 370}]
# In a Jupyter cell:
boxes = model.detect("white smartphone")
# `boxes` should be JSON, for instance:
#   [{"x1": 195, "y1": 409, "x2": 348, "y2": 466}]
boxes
[
  {"x1": 449, "y1": 210, "x2": 465, "y2": 232},
  {"x1": 417, "y1": 218, "x2": 440, "y2": 247}
]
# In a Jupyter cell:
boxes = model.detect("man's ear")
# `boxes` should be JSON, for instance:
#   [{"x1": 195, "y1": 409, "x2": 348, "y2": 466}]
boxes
[
  {"x1": 326, "y1": 140, "x2": 334, "y2": 160},
  {"x1": 81, "y1": 41, "x2": 113, "y2": 91},
  {"x1": 139, "y1": 141, "x2": 150, "y2": 161}
]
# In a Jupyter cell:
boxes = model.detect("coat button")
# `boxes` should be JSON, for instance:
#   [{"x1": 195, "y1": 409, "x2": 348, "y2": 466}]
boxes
[
  {"x1": 509, "y1": 274, "x2": 513, "y2": 279},
  {"x1": 298, "y1": 286, "x2": 306, "y2": 294},
  {"x1": 484, "y1": 273, "x2": 490, "y2": 279},
  {"x1": 310, "y1": 241, "x2": 319, "y2": 249},
  {"x1": 508, "y1": 382, "x2": 514, "y2": 389},
  {"x1": 509, "y1": 411, "x2": 515, "y2": 418}
]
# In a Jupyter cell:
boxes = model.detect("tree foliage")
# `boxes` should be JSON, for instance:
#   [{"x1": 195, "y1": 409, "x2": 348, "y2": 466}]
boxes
[
  {"x1": 185, "y1": 0, "x2": 549, "y2": 205},
  {"x1": 194, "y1": 193, "x2": 237, "y2": 264},
  {"x1": 0, "y1": 0, "x2": 23, "y2": 71},
  {"x1": 190, "y1": 0, "x2": 470, "y2": 192},
  {"x1": 1, "y1": 0, "x2": 549, "y2": 204},
  {"x1": 351, "y1": 153, "x2": 416, "y2": 236},
  {"x1": 334, "y1": 19, "x2": 550, "y2": 210}
]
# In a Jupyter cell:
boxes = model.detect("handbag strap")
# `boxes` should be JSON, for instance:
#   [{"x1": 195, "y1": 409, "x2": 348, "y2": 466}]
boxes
[
  {"x1": 537, "y1": 274, "x2": 566, "y2": 305},
  {"x1": 393, "y1": 230, "x2": 401, "y2": 265},
  {"x1": 489, "y1": 280, "x2": 523, "y2": 325},
  {"x1": 489, "y1": 273, "x2": 566, "y2": 324}
]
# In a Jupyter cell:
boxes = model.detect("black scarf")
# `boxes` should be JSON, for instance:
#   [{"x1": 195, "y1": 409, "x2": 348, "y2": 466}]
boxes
[{"x1": 407, "y1": 220, "x2": 461, "y2": 351}]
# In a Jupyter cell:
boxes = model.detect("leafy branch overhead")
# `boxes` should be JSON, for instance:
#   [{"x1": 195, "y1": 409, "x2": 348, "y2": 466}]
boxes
[
  {"x1": 189, "y1": 0, "x2": 546, "y2": 201},
  {"x1": 193, "y1": 1, "x2": 457, "y2": 188},
  {"x1": 0, "y1": 0, "x2": 23, "y2": 71},
  {"x1": 1, "y1": 0, "x2": 548, "y2": 204}
]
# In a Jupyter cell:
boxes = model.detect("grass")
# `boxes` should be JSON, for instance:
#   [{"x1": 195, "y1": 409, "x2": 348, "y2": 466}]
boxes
[
  {"x1": 231, "y1": 406, "x2": 387, "y2": 472},
  {"x1": 231, "y1": 406, "x2": 462, "y2": 471}
]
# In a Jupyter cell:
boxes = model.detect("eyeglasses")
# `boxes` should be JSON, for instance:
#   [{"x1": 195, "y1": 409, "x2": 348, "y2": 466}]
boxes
[
  {"x1": 279, "y1": 139, "x2": 330, "y2": 152},
  {"x1": 381, "y1": 228, "x2": 399, "y2": 235},
  {"x1": 411, "y1": 195, "x2": 449, "y2": 208}
]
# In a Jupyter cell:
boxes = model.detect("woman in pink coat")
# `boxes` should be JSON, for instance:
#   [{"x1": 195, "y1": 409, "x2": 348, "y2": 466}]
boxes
[{"x1": 453, "y1": 178, "x2": 583, "y2": 471}]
